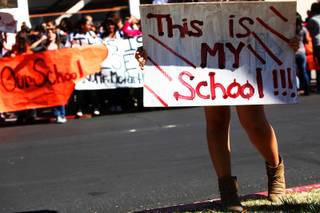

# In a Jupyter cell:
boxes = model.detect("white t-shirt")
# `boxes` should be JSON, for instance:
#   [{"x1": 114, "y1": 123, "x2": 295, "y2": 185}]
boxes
[{"x1": 66, "y1": 31, "x2": 102, "y2": 47}]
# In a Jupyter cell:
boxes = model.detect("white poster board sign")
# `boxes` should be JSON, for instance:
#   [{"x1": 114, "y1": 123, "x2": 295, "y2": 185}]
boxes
[
  {"x1": 0, "y1": 0, "x2": 31, "y2": 31},
  {"x1": 0, "y1": 12, "x2": 16, "y2": 32},
  {"x1": 140, "y1": 1, "x2": 297, "y2": 107},
  {"x1": 75, "y1": 36, "x2": 144, "y2": 90}
]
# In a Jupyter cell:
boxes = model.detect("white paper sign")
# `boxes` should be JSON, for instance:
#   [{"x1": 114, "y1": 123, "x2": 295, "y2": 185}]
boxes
[
  {"x1": 0, "y1": 12, "x2": 16, "y2": 32},
  {"x1": 140, "y1": 1, "x2": 297, "y2": 107},
  {"x1": 75, "y1": 36, "x2": 144, "y2": 90}
]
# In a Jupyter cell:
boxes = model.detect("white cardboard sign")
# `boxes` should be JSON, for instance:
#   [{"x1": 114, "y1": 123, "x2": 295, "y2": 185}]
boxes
[
  {"x1": 140, "y1": 1, "x2": 297, "y2": 107},
  {"x1": 75, "y1": 36, "x2": 144, "y2": 90},
  {"x1": 0, "y1": 12, "x2": 16, "y2": 33}
]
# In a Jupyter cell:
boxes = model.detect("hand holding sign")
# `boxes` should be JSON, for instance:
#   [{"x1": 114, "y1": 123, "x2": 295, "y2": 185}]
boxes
[{"x1": 135, "y1": 46, "x2": 148, "y2": 70}]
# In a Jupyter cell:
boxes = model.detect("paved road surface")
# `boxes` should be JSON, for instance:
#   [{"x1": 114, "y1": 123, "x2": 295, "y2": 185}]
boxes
[{"x1": 0, "y1": 95, "x2": 320, "y2": 213}]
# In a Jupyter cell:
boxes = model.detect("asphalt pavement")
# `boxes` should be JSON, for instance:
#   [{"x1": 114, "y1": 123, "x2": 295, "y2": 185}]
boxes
[{"x1": 0, "y1": 95, "x2": 320, "y2": 213}]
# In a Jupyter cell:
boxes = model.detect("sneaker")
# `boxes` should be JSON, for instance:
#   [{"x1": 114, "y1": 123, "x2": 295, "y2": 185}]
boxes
[
  {"x1": 56, "y1": 116, "x2": 67, "y2": 124},
  {"x1": 76, "y1": 111, "x2": 83, "y2": 117},
  {"x1": 93, "y1": 110, "x2": 100, "y2": 116}
]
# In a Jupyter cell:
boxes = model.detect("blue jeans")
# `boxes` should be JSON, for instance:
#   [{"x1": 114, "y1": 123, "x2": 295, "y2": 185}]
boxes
[
  {"x1": 296, "y1": 52, "x2": 310, "y2": 94},
  {"x1": 312, "y1": 46, "x2": 320, "y2": 92},
  {"x1": 54, "y1": 106, "x2": 66, "y2": 118}
]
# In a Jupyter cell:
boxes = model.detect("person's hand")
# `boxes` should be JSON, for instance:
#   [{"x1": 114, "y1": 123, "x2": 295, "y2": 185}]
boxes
[
  {"x1": 288, "y1": 37, "x2": 299, "y2": 52},
  {"x1": 40, "y1": 35, "x2": 48, "y2": 41},
  {"x1": 129, "y1": 16, "x2": 140, "y2": 25},
  {"x1": 135, "y1": 46, "x2": 147, "y2": 70},
  {"x1": 71, "y1": 40, "x2": 80, "y2": 48}
]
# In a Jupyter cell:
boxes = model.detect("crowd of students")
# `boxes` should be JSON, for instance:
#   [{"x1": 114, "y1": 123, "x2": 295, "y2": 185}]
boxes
[
  {"x1": 1, "y1": 2, "x2": 320, "y2": 125},
  {"x1": 296, "y1": 2, "x2": 320, "y2": 96},
  {"x1": 0, "y1": 13, "x2": 142, "y2": 124}
]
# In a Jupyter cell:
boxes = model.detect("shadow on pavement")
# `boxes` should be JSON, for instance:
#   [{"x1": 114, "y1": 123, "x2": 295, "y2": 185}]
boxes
[
  {"x1": 15, "y1": 211, "x2": 58, "y2": 213},
  {"x1": 133, "y1": 194, "x2": 268, "y2": 213},
  {"x1": 133, "y1": 199, "x2": 221, "y2": 213}
]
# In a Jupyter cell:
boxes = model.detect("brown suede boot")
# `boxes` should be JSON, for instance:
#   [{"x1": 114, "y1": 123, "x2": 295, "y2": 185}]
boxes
[
  {"x1": 266, "y1": 157, "x2": 286, "y2": 202},
  {"x1": 218, "y1": 176, "x2": 244, "y2": 212}
]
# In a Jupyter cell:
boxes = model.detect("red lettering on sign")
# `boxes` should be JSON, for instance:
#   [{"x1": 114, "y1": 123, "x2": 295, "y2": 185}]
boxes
[
  {"x1": 272, "y1": 69, "x2": 279, "y2": 96},
  {"x1": 270, "y1": 6, "x2": 288, "y2": 22},
  {"x1": 209, "y1": 72, "x2": 228, "y2": 100},
  {"x1": 200, "y1": 42, "x2": 246, "y2": 69},
  {"x1": 174, "y1": 71, "x2": 195, "y2": 100},
  {"x1": 0, "y1": 58, "x2": 84, "y2": 92},
  {"x1": 225, "y1": 42, "x2": 245, "y2": 68},
  {"x1": 173, "y1": 71, "x2": 255, "y2": 101},
  {"x1": 196, "y1": 81, "x2": 210, "y2": 99},
  {"x1": 146, "y1": 13, "x2": 171, "y2": 36},
  {"x1": 147, "y1": 13, "x2": 203, "y2": 38},
  {"x1": 229, "y1": 15, "x2": 235, "y2": 38},
  {"x1": 280, "y1": 69, "x2": 287, "y2": 96},
  {"x1": 236, "y1": 17, "x2": 254, "y2": 38},
  {"x1": 200, "y1": 43, "x2": 225, "y2": 69},
  {"x1": 256, "y1": 68, "x2": 264, "y2": 98}
]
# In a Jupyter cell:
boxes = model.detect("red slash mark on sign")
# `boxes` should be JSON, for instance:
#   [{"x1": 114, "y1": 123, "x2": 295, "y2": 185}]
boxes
[
  {"x1": 145, "y1": 34, "x2": 198, "y2": 105},
  {"x1": 256, "y1": 17, "x2": 290, "y2": 43},
  {"x1": 269, "y1": 6, "x2": 288, "y2": 22},
  {"x1": 144, "y1": 84, "x2": 169, "y2": 107},
  {"x1": 148, "y1": 34, "x2": 197, "y2": 69},
  {"x1": 147, "y1": 56, "x2": 173, "y2": 81}
]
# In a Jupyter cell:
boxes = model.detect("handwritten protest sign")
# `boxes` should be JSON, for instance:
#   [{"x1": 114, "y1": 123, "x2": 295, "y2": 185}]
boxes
[
  {"x1": 140, "y1": 1, "x2": 297, "y2": 107},
  {"x1": 0, "y1": 12, "x2": 16, "y2": 33},
  {"x1": 75, "y1": 36, "x2": 143, "y2": 90},
  {"x1": 0, "y1": 45, "x2": 108, "y2": 112}
]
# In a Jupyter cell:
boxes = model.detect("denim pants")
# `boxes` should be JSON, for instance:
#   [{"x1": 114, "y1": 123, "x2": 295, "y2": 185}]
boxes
[
  {"x1": 54, "y1": 106, "x2": 66, "y2": 117},
  {"x1": 295, "y1": 52, "x2": 310, "y2": 93},
  {"x1": 312, "y1": 46, "x2": 320, "y2": 92}
]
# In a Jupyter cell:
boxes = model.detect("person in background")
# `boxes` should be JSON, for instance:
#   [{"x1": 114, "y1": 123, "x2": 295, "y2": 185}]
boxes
[
  {"x1": 0, "y1": 32, "x2": 10, "y2": 57},
  {"x1": 20, "y1": 22, "x2": 31, "y2": 33},
  {"x1": 296, "y1": 13, "x2": 310, "y2": 96},
  {"x1": 0, "y1": 31, "x2": 17, "y2": 121},
  {"x1": 304, "y1": 25, "x2": 320, "y2": 88},
  {"x1": 30, "y1": 24, "x2": 67, "y2": 123},
  {"x1": 101, "y1": 18, "x2": 122, "y2": 41},
  {"x1": 0, "y1": 32, "x2": 5, "y2": 57},
  {"x1": 123, "y1": 16, "x2": 142, "y2": 38},
  {"x1": 67, "y1": 17, "x2": 102, "y2": 118},
  {"x1": 46, "y1": 21, "x2": 55, "y2": 31},
  {"x1": 57, "y1": 17, "x2": 74, "y2": 46},
  {"x1": 4, "y1": 31, "x2": 37, "y2": 124},
  {"x1": 111, "y1": 13, "x2": 125, "y2": 38},
  {"x1": 307, "y1": 2, "x2": 320, "y2": 94},
  {"x1": 85, "y1": 15, "x2": 98, "y2": 34},
  {"x1": 28, "y1": 24, "x2": 47, "y2": 47}
]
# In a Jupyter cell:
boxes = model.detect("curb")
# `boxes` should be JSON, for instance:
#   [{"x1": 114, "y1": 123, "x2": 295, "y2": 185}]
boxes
[{"x1": 132, "y1": 183, "x2": 320, "y2": 213}]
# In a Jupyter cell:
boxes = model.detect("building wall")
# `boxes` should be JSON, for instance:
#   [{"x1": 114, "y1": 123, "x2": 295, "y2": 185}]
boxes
[
  {"x1": 297, "y1": 0, "x2": 318, "y2": 20},
  {"x1": 267, "y1": 0, "x2": 318, "y2": 21}
]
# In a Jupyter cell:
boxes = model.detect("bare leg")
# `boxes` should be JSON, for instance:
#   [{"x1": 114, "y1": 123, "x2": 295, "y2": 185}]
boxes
[
  {"x1": 204, "y1": 106, "x2": 231, "y2": 178},
  {"x1": 236, "y1": 105, "x2": 279, "y2": 166}
]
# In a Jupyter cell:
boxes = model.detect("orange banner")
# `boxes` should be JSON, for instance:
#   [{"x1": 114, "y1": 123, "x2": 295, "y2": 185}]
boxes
[{"x1": 0, "y1": 44, "x2": 108, "y2": 112}]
